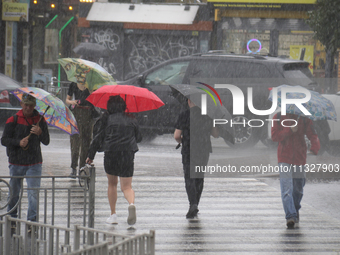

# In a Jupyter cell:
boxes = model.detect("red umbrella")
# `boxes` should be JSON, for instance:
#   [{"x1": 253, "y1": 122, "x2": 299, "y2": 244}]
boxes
[{"x1": 86, "y1": 85, "x2": 164, "y2": 112}]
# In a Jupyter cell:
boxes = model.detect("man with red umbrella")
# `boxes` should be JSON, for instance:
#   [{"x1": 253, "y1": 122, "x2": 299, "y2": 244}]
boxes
[{"x1": 1, "y1": 94, "x2": 50, "y2": 233}]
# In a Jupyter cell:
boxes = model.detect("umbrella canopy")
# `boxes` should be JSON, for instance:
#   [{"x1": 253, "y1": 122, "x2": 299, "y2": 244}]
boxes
[
  {"x1": 58, "y1": 58, "x2": 116, "y2": 93},
  {"x1": 268, "y1": 85, "x2": 337, "y2": 121},
  {"x1": 0, "y1": 73, "x2": 23, "y2": 89},
  {"x1": 73, "y1": 42, "x2": 111, "y2": 58},
  {"x1": 11, "y1": 87, "x2": 79, "y2": 135},
  {"x1": 170, "y1": 84, "x2": 235, "y2": 144},
  {"x1": 86, "y1": 85, "x2": 165, "y2": 113}
]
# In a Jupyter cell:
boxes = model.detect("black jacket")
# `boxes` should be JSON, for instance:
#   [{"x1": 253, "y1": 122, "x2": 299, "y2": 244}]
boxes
[
  {"x1": 1, "y1": 109, "x2": 50, "y2": 165},
  {"x1": 87, "y1": 112, "x2": 142, "y2": 160}
]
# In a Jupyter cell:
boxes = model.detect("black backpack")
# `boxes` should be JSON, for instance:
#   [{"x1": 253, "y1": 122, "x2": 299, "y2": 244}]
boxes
[{"x1": 92, "y1": 111, "x2": 109, "y2": 152}]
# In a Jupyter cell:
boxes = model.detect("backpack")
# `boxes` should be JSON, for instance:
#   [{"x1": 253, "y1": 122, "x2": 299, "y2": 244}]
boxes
[
  {"x1": 12, "y1": 114, "x2": 18, "y2": 125},
  {"x1": 4, "y1": 114, "x2": 18, "y2": 157},
  {"x1": 92, "y1": 111, "x2": 109, "y2": 152}
]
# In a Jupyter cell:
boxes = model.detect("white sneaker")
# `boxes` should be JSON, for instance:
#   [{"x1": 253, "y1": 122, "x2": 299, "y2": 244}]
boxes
[
  {"x1": 127, "y1": 204, "x2": 136, "y2": 225},
  {"x1": 106, "y1": 214, "x2": 118, "y2": 224}
]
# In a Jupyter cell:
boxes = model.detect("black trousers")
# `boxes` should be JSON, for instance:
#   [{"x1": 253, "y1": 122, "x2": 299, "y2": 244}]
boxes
[{"x1": 182, "y1": 153, "x2": 209, "y2": 206}]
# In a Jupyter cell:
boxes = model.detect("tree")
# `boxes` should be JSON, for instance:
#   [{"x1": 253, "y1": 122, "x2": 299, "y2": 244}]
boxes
[{"x1": 307, "y1": 0, "x2": 340, "y2": 92}]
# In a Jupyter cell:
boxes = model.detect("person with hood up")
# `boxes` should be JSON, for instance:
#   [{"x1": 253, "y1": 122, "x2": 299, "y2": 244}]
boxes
[{"x1": 272, "y1": 113, "x2": 320, "y2": 229}]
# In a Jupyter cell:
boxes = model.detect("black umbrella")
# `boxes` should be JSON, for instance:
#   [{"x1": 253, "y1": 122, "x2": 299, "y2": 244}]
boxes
[
  {"x1": 170, "y1": 84, "x2": 235, "y2": 144},
  {"x1": 73, "y1": 42, "x2": 111, "y2": 58}
]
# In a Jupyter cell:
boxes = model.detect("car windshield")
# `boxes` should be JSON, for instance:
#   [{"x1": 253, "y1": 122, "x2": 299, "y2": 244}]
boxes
[{"x1": 144, "y1": 61, "x2": 190, "y2": 86}]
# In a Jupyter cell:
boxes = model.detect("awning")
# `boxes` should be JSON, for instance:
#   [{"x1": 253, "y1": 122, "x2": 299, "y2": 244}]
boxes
[{"x1": 86, "y1": 3, "x2": 200, "y2": 25}]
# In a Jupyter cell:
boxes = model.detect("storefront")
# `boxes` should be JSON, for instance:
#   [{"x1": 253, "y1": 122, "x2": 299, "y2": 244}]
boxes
[
  {"x1": 209, "y1": 0, "x2": 338, "y2": 91},
  {"x1": 1, "y1": 0, "x2": 30, "y2": 83},
  {"x1": 78, "y1": 3, "x2": 213, "y2": 81}
]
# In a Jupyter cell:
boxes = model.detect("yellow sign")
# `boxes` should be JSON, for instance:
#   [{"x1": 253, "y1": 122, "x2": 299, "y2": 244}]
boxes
[
  {"x1": 207, "y1": 0, "x2": 315, "y2": 3},
  {"x1": 2, "y1": 2, "x2": 28, "y2": 22},
  {"x1": 6, "y1": 64, "x2": 12, "y2": 77},
  {"x1": 290, "y1": 45, "x2": 314, "y2": 74}
]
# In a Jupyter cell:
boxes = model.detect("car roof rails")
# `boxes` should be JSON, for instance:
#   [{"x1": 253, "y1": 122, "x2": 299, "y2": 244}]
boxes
[
  {"x1": 206, "y1": 50, "x2": 228, "y2": 54},
  {"x1": 251, "y1": 54, "x2": 266, "y2": 60},
  {"x1": 191, "y1": 52, "x2": 203, "y2": 56}
]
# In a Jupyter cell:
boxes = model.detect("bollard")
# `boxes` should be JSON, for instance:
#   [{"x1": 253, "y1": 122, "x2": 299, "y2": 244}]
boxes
[{"x1": 87, "y1": 164, "x2": 96, "y2": 245}]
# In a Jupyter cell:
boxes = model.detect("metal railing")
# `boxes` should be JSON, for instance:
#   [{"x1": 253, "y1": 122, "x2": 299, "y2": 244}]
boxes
[
  {"x1": 0, "y1": 166, "x2": 155, "y2": 254},
  {"x1": 0, "y1": 165, "x2": 96, "y2": 228},
  {"x1": 1, "y1": 216, "x2": 155, "y2": 255}
]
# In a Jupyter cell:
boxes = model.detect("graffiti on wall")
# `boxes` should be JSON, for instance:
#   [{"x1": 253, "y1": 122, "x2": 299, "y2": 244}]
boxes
[
  {"x1": 93, "y1": 28, "x2": 121, "y2": 77},
  {"x1": 94, "y1": 29, "x2": 120, "y2": 51},
  {"x1": 89, "y1": 29, "x2": 199, "y2": 81},
  {"x1": 124, "y1": 35, "x2": 198, "y2": 79}
]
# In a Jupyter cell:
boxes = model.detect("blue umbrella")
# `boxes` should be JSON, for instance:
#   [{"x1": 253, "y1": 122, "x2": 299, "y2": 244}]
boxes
[{"x1": 268, "y1": 85, "x2": 337, "y2": 121}]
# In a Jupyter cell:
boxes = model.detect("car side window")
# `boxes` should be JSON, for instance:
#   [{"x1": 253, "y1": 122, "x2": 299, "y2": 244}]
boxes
[
  {"x1": 190, "y1": 60, "x2": 273, "y2": 79},
  {"x1": 236, "y1": 62, "x2": 272, "y2": 78},
  {"x1": 144, "y1": 61, "x2": 190, "y2": 86},
  {"x1": 190, "y1": 60, "x2": 234, "y2": 79}
]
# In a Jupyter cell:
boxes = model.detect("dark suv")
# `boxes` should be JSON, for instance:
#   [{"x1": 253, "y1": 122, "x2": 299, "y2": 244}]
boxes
[{"x1": 118, "y1": 52, "x2": 320, "y2": 147}]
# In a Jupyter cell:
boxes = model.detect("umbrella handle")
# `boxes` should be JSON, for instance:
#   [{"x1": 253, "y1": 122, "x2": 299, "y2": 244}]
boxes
[
  {"x1": 22, "y1": 112, "x2": 47, "y2": 150},
  {"x1": 22, "y1": 134, "x2": 31, "y2": 150}
]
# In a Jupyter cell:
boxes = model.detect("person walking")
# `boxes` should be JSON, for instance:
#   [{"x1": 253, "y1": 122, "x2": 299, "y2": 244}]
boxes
[
  {"x1": 174, "y1": 99, "x2": 219, "y2": 219},
  {"x1": 66, "y1": 82, "x2": 96, "y2": 177},
  {"x1": 86, "y1": 95, "x2": 142, "y2": 225},
  {"x1": 271, "y1": 113, "x2": 320, "y2": 229},
  {"x1": 1, "y1": 94, "x2": 50, "y2": 229}
]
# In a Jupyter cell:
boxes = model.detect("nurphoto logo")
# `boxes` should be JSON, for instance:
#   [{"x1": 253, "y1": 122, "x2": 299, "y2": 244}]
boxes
[{"x1": 199, "y1": 83, "x2": 312, "y2": 128}]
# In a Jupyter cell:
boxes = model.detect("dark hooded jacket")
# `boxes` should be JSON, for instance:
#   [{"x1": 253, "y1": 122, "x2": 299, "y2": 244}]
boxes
[
  {"x1": 1, "y1": 109, "x2": 50, "y2": 165},
  {"x1": 87, "y1": 112, "x2": 142, "y2": 160}
]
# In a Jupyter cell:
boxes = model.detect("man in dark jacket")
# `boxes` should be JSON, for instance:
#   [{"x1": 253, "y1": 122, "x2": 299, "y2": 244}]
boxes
[
  {"x1": 272, "y1": 113, "x2": 319, "y2": 229},
  {"x1": 174, "y1": 99, "x2": 219, "y2": 219},
  {"x1": 1, "y1": 94, "x2": 50, "y2": 224}
]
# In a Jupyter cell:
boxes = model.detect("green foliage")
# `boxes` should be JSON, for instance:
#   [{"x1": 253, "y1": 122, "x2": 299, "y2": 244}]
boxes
[{"x1": 307, "y1": 0, "x2": 340, "y2": 53}]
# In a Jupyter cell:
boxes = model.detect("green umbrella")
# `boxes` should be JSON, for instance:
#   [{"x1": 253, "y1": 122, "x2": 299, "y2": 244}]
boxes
[{"x1": 58, "y1": 58, "x2": 116, "y2": 92}]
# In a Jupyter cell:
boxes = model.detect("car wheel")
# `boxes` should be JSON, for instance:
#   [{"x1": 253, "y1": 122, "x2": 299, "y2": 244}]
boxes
[{"x1": 225, "y1": 115, "x2": 261, "y2": 148}]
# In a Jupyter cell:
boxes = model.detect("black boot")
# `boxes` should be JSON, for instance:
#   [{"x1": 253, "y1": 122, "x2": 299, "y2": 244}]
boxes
[
  {"x1": 186, "y1": 204, "x2": 198, "y2": 219},
  {"x1": 69, "y1": 168, "x2": 77, "y2": 178}
]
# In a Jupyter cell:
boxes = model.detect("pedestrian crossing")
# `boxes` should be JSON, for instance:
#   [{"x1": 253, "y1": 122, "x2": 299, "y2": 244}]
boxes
[
  {"x1": 94, "y1": 176, "x2": 340, "y2": 254},
  {"x1": 14, "y1": 176, "x2": 340, "y2": 254}
]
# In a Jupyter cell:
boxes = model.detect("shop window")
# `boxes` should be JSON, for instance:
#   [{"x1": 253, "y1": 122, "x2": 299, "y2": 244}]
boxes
[{"x1": 223, "y1": 30, "x2": 270, "y2": 55}]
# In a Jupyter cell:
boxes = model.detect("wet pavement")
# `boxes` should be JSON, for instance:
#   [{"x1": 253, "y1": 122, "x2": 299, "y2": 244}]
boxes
[{"x1": 1, "y1": 128, "x2": 340, "y2": 254}]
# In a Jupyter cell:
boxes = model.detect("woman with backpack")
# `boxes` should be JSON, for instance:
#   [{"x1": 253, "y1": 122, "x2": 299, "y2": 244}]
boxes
[{"x1": 86, "y1": 96, "x2": 142, "y2": 225}]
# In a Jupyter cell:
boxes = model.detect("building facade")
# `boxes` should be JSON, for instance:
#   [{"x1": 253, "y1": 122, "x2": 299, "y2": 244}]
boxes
[
  {"x1": 1, "y1": 0, "x2": 339, "y2": 91},
  {"x1": 208, "y1": 0, "x2": 339, "y2": 92}
]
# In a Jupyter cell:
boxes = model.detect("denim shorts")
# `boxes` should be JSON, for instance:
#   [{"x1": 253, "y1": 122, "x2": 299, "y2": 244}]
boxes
[{"x1": 104, "y1": 151, "x2": 135, "y2": 177}]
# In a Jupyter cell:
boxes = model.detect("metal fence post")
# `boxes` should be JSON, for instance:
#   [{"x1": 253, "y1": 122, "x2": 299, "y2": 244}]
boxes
[
  {"x1": 4, "y1": 216, "x2": 11, "y2": 255},
  {"x1": 88, "y1": 164, "x2": 96, "y2": 245},
  {"x1": 150, "y1": 230, "x2": 156, "y2": 255},
  {"x1": 74, "y1": 225, "x2": 80, "y2": 251}
]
